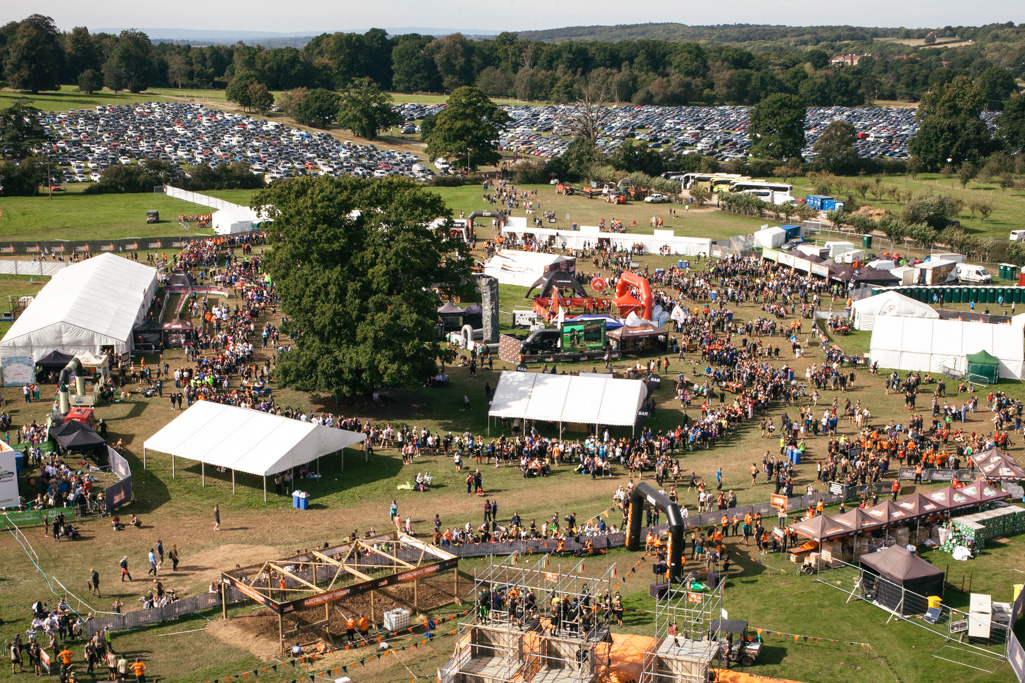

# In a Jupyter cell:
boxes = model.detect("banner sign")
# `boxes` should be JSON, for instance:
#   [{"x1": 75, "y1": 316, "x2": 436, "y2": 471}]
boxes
[
  {"x1": 0, "y1": 451, "x2": 19, "y2": 509},
  {"x1": 2, "y1": 356, "x2": 35, "y2": 386}
]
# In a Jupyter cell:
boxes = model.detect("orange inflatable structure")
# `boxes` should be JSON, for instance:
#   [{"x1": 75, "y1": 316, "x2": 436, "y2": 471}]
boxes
[{"x1": 614, "y1": 271, "x2": 654, "y2": 320}]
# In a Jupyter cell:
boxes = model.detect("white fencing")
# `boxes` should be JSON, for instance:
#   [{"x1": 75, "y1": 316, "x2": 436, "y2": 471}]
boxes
[
  {"x1": 0, "y1": 261, "x2": 70, "y2": 276},
  {"x1": 161, "y1": 185, "x2": 242, "y2": 212}
]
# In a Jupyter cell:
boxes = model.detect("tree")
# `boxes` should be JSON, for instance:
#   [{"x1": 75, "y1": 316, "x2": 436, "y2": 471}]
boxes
[
  {"x1": 749, "y1": 93, "x2": 806, "y2": 161},
  {"x1": 812, "y1": 120, "x2": 859, "y2": 175},
  {"x1": 423, "y1": 87, "x2": 511, "y2": 170},
  {"x1": 335, "y1": 78, "x2": 402, "y2": 141},
  {"x1": 226, "y1": 72, "x2": 260, "y2": 111},
  {"x1": 278, "y1": 88, "x2": 309, "y2": 120},
  {"x1": 0, "y1": 157, "x2": 47, "y2": 196},
  {"x1": 900, "y1": 194, "x2": 959, "y2": 231},
  {"x1": 957, "y1": 161, "x2": 977, "y2": 189},
  {"x1": 77, "y1": 69, "x2": 102, "y2": 94},
  {"x1": 996, "y1": 93, "x2": 1025, "y2": 153},
  {"x1": 63, "y1": 26, "x2": 100, "y2": 82},
  {"x1": 609, "y1": 139, "x2": 667, "y2": 177},
  {"x1": 102, "y1": 59, "x2": 127, "y2": 94},
  {"x1": 909, "y1": 76, "x2": 994, "y2": 171},
  {"x1": 293, "y1": 88, "x2": 339, "y2": 128},
  {"x1": 106, "y1": 30, "x2": 155, "y2": 93},
  {"x1": 0, "y1": 100, "x2": 47, "y2": 158},
  {"x1": 253, "y1": 176, "x2": 474, "y2": 398},
  {"x1": 6, "y1": 15, "x2": 63, "y2": 93},
  {"x1": 569, "y1": 80, "x2": 612, "y2": 143},
  {"x1": 976, "y1": 66, "x2": 1017, "y2": 110},
  {"x1": 391, "y1": 35, "x2": 439, "y2": 93},
  {"x1": 248, "y1": 82, "x2": 274, "y2": 114}
]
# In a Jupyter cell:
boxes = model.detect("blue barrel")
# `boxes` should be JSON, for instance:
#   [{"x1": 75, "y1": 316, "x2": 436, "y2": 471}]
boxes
[
  {"x1": 678, "y1": 260, "x2": 683, "y2": 269},
  {"x1": 710, "y1": 291, "x2": 718, "y2": 301}
]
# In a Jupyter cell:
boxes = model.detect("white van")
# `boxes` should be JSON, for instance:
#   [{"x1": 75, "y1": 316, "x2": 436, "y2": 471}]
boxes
[
  {"x1": 955, "y1": 264, "x2": 992, "y2": 284},
  {"x1": 434, "y1": 157, "x2": 450, "y2": 172},
  {"x1": 1010, "y1": 230, "x2": 1025, "y2": 242}
]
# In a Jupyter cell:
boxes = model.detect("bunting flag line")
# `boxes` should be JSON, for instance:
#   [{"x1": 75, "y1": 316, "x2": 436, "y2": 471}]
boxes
[{"x1": 747, "y1": 625, "x2": 873, "y2": 649}]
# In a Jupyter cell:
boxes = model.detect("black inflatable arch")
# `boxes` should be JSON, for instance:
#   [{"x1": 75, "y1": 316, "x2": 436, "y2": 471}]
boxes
[{"x1": 626, "y1": 482, "x2": 686, "y2": 583}]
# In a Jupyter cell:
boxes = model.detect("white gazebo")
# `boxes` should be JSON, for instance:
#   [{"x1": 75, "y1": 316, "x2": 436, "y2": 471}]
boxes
[
  {"x1": 142, "y1": 402, "x2": 367, "y2": 500},
  {"x1": 487, "y1": 370, "x2": 648, "y2": 437}
]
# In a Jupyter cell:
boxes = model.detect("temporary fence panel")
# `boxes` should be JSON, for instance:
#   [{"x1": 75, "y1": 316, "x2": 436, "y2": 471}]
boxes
[{"x1": 1009, "y1": 631, "x2": 1025, "y2": 683}]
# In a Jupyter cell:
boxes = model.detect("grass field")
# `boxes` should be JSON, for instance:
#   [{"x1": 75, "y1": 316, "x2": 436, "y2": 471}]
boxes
[{"x1": 1, "y1": 173, "x2": 1024, "y2": 682}]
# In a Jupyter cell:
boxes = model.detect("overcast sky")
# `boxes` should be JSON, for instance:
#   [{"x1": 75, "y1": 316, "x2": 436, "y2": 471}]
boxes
[{"x1": 2, "y1": 0, "x2": 1021, "y2": 34}]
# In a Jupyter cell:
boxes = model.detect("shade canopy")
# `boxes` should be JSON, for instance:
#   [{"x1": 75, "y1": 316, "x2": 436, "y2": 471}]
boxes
[
  {"x1": 143, "y1": 401, "x2": 366, "y2": 477},
  {"x1": 35, "y1": 350, "x2": 76, "y2": 370},
  {"x1": 0, "y1": 253, "x2": 157, "y2": 362},
  {"x1": 50, "y1": 420, "x2": 106, "y2": 449},
  {"x1": 966, "y1": 349, "x2": 1001, "y2": 384},
  {"x1": 488, "y1": 371, "x2": 646, "y2": 427},
  {"x1": 790, "y1": 514, "x2": 847, "y2": 542},
  {"x1": 851, "y1": 291, "x2": 938, "y2": 331},
  {"x1": 832, "y1": 508, "x2": 884, "y2": 533},
  {"x1": 971, "y1": 448, "x2": 1025, "y2": 481},
  {"x1": 860, "y1": 546, "x2": 944, "y2": 583}
]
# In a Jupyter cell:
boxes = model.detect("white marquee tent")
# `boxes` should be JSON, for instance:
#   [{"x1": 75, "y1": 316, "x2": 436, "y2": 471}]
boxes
[
  {"x1": 869, "y1": 314, "x2": 1025, "y2": 380},
  {"x1": 212, "y1": 206, "x2": 260, "y2": 235},
  {"x1": 0, "y1": 253, "x2": 157, "y2": 363},
  {"x1": 143, "y1": 401, "x2": 367, "y2": 500},
  {"x1": 501, "y1": 224, "x2": 712, "y2": 256},
  {"x1": 851, "y1": 291, "x2": 939, "y2": 330},
  {"x1": 488, "y1": 371, "x2": 647, "y2": 435},
  {"x1": 483, "y1": 250, "x2": 575, "y2": 287}
]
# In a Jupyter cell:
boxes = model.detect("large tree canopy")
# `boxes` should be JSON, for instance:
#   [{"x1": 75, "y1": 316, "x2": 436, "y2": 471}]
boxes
[
  {"x1": 0, "y1": 100, "x2": 47, "y2": 159},
  {"x1": 335, "y1": 77, "x2": 402, "y2": 140},
  {"x1": 812, "y1": 120, "x2": 859, "y2": 174},
  {"x1": 423, "y1": 86, "x2": 511, "y2": 170},
  {"x1": 6, "y1": 15, "x2": 63, "y2": 93},
  {"x1": 749, "y1": 93, "x2": 806, "y2": 161},
  {"x1": 909, "y1": 76, "x2": 994, "y2": 170},
  {"x1": 254, "y1": 176, "x2": 474, "y2": 398}
]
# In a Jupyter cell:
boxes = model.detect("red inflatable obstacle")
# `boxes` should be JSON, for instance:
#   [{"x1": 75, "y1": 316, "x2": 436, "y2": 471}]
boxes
[{"x1": 614, "y1": 271, "x2": 653, "y2": 320}]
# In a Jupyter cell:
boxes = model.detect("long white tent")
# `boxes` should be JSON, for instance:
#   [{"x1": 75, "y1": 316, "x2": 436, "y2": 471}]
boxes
[
  {"x1": 143, "y1": 401, "x2": 366, "y2": 500},
  {"x1": 488, "y1": 370, "x2": 647, "y2": 435},
  {"x1": 851, "y1": 290, "x2": 938, "y2": 330},
  {"x1": 869, "y1": 314, "x2": 1025, "y2": 380},
  {"x1": 0, "y1": 253, "x2": 157, "y2": 363},
  {"x1": 483, "y1": 250, "x2": 575, "y2": 287}
]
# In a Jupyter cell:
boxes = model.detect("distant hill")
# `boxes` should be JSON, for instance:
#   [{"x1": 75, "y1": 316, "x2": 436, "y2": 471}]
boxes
[
  {"x1": 517, "y1": 23, "x2": 901, "y2": 44},
  {"x1": 98, "y1": 27, "x2": 497, "y2": 48}
]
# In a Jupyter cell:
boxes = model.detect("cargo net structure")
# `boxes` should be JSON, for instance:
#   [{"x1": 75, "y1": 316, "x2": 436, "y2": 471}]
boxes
[
  {"x1": 814, "y1": 558, "x2": 1010, "y2": 674},
  {"x1": 220, "y1": 531, "x2": 458, "y2": 652},
  {"x1": 640, "y1": 578, "x2": 724, "y2": 683},
  {"x1": 438, "y1": 554, "x2": 614, "y2": 683}
]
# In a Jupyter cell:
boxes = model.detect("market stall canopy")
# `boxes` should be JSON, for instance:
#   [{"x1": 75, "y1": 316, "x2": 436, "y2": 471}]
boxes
[
  {"x1": 488, "y1": 371, "x2": 646, "y2": 427},
  {"x1": 143, "y1": 401, "x2": 366, "y2": 477},
  {"x1": 49, "y1": 420, "x2": 106, "y2": 449},
  {"x1": 894, "y1": 493, "x2": 945, "y2": 518},
  {"x1": 35, "y1": 350, "x2": 75, "y2": 370},
  {"x1": 958, "y1": 480, "x2": 1011, "y2": 504},
  {"x1": 832, "y1": 508, "x2": 884, "y2": 533},
  {"x1": 971, "y1": 447, "x2": 1025, "y2": 481},
  {"x1": 437, "y1": 302, "x2": 464, "y2": 315},
  {"x1": 966, "y1": 349, "x2": 1001, "y2": 384},
  {"x1": 859, "y1": 545, "x2": 944, "y2": 585},
  {"x1": 865, "y1": 500, "x2": 913, "y2": 524},
  {"x1": 790, "y1": 514, "x2": 847, "y2": 542}
]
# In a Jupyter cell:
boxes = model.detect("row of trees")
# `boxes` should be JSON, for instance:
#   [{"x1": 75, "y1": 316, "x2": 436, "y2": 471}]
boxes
[{"x1": 2, "y1": 16, "x2": 1024, "y2": 108}]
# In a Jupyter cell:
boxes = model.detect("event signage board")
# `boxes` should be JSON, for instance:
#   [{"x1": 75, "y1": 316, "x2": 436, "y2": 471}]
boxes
[
  {"x1": 0, "y1": 451, "x2": 19, "y2": 509},
  {"x1": 949, "y1": 619, "x2": 969, "y2": 634},
  {"x1": 2, "y1": 356, "x2": 35, "y2": 386},
  {"x1": 898, "y1": 467, "x2": 975, "y2": 483},
  {"x1": 561, "y1": 319, "x2": 606, "y2": 352}
]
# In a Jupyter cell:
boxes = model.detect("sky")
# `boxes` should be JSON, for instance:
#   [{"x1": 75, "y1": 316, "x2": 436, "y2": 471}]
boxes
[{"x1": 2, "y1": 0, "x2": 1022, "y2": 34}]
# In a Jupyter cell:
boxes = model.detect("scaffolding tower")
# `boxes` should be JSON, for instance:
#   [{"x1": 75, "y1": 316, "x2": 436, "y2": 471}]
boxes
[
  {"x1": 439, "y1": 554, "x2": 614, "y2": 683},
  {"x1": 640, "y1": 578, "x2": 725, "y2": 683}
]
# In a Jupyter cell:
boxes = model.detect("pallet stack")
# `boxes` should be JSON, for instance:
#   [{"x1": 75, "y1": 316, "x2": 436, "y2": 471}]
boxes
[{"x1": 947, "y1": 505, "x2": 1025, "y2": 548}]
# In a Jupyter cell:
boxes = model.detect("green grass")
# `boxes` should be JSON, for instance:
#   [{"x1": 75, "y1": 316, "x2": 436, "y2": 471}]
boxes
[
  {"x1": 0, "y1": 85, "x2": 180, "y2": 112},
  {"x1": 0, "y1": 187, "x2": 214, "y2": 241}
]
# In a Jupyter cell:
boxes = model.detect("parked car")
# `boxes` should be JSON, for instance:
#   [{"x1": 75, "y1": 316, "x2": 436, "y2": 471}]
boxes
[{"x1": 644, "y1": 193, "x2": 669, "y2": 204}]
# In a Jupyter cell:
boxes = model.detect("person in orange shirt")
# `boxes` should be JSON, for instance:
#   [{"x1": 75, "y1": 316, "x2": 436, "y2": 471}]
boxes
[
  {"x1": 58, "y1": 646, "x2": 74, "y2": 674},
  {"x1": 345, "y1": 616, "x2": 357, "y2": 642},
  {"x1": 358, "y1": 614, "x2": 371, "y2": 638},
  {"x1": 130, "y1": 657, "x2": 147, "y2": 682}
]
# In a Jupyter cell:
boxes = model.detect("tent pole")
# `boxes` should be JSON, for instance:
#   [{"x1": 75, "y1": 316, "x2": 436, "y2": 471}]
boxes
[
  {"x1": 172, "y1": 453, "x2": 175, "y2": 478},
  {"x1": 232, "y1": 469, "x2": 235, "y2": 494},
  {"x1": 263, "y1": 476, "x2": 267, "y2": 503},
  {"x1": 202, "y1": 461, "x2": 205, "y2": 486},
  {"x1": 143, "y1": 447, "x2": 147, "y2": 469}
]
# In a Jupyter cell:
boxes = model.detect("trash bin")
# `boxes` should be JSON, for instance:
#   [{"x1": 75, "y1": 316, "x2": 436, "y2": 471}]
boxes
[
  {"x1": 862, "y1": 235, "x2": 873, "y2": 249},
  {"x1": 710, "y1": 291, "x2": 718, "y2": 301},
  {"x1": 678, "y1": 260, "x2": 683, "y2": 269},
  {"x1": 292, "y1": 491, "x2": 310, "y2": 510},
  {"x1": 927, "y1": 596, "x2": 942, "y2": 610}
]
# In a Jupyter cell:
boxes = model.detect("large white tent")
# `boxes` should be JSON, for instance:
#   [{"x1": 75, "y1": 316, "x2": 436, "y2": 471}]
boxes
[
  {"x1": 869, "y1": 315, "x2": 1025, "y2": 380},
  {"x1": 851, "y1": 291, "x2": 939, "y2": 330},
  {"x1": 488, "y1": 370, "x2": 647, "y2": 435},
  {"x1": 483, "y1": 250, "x2": 575, "y2": 287},
  {"x1": 0, "y1": 253, "x2": 157, "y2": 364},
  {"x1": 212, "y1": 206, "x2": 261, "y2": 235},
  {"x1": 501, "y1": 225, "x2": 712, "y2": 256},
  {"x1": 143, "y1": 401, "x2": 367, "y2": 500}
]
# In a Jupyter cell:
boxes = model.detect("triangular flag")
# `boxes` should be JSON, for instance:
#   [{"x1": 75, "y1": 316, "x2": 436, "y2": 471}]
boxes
[{"x1": 793, "y1": 634, "x2": 799, "y2": 642}]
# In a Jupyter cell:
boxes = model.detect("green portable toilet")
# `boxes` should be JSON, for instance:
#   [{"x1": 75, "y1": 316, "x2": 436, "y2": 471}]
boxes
[
  {"x1": 950, "y1": 288, "x2": 960, "y2": 303},
  {"x1": 998, "y1": 264, "x2": 1007, "y2": 280},
  {"x1": 1008, "y1": 265, "x2": 1020, "y2": 282},
  {"x1": 987, "y1": 288, "x2": 998, "y2": 304},
  {"x1": 944, "y1": 286, "x2": 953, "y2": 303},
  {"x1": 862, "y1": 235, "x2": 873, "y2": 249},
  {"x1": 968, "y1": 287, "x2": 978, "y2": 302},
  {"x1": 1015, "y1": 288, "x2": 1024, "y2": 304},
  {"x1": 966, "y1": 350, "x2": 1000, "y2": 384}
]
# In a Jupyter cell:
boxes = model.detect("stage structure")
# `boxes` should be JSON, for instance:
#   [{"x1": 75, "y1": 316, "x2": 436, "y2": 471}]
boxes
[
  {"x1": 220, "y1": 531, "x2": 458, "y2": 652},
  {"x1": 438, "y1": 554, "x2": 614, "y2": 683},
  {"x1": 640, "y1": 579, "x2": 725, "y2": 683}
]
